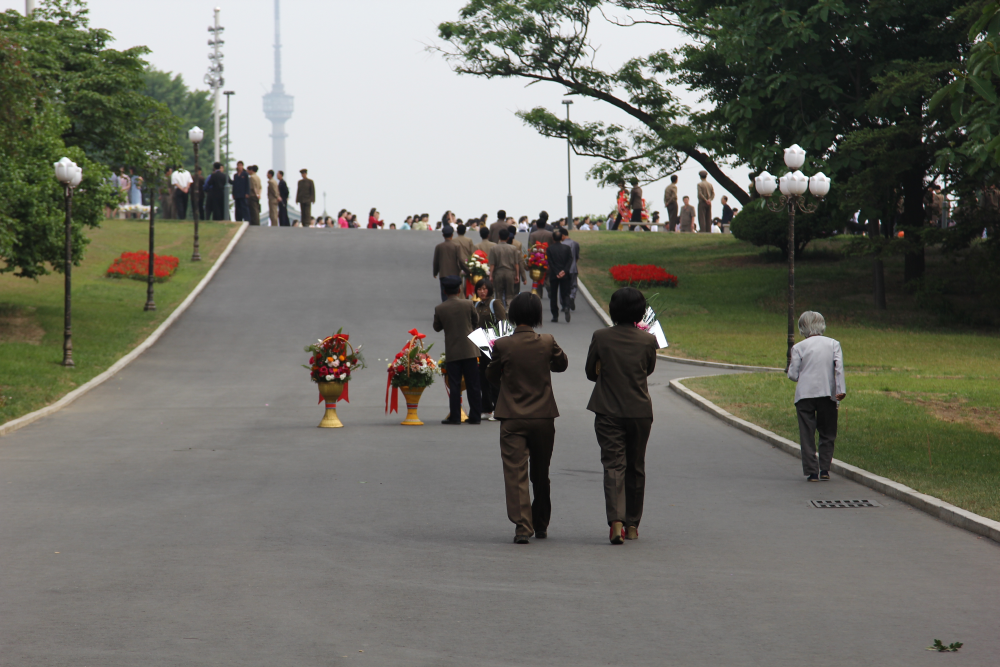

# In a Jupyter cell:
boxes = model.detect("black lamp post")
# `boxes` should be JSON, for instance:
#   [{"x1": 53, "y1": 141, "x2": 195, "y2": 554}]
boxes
[
  {"x1": 753, "y1": 145, "x2": 831, "y2": 369},
  {"x1": 144, "y1": 176, "x2": 158, "y2": 311},
  {"x1": 53, "y1": 157, "x2": 82, "y2": 367},
  {"x1": 562, "y1": 99, "x2": 573, "y2": 227},
  {"x1": 189, "y1": 126, "x2": 205, "y2": 261}
]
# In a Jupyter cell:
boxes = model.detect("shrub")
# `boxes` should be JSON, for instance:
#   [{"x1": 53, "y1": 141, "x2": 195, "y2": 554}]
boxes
[{"x1": 730, "y1": 200, "x2": 841, "y2": 257}]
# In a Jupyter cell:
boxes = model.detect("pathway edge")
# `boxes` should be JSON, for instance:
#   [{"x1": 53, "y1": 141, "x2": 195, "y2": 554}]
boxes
[
  {"x1": 576, "y1": 276, "x2": 782, "y2": 372},
  {"x1": 0, "y1": 222, "x2": 250, "y2": 439},
  {"x1": 669, "y1": 376, "x2": 1000, "y2": 544}
]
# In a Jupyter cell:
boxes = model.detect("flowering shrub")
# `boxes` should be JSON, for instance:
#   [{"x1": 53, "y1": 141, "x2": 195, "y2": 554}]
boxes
[
  {"x1": 387, "y1": 329, "x2": 437, "y2": 389},
  {"x1": 528, "y1": 242, "x2": 549, "y2": 270},
  {"x1": 106, "y1": 251, "x2": 179, "y2": 282},
  {"x1": 609, "y1": 264, "x2": 678, "y2": 288},
  {"x1": 304, "y1": 330, "x2": 366, "y2": 384},
  {"x1": 467, "y1": 249, "x2": 489, "y2": 279}
]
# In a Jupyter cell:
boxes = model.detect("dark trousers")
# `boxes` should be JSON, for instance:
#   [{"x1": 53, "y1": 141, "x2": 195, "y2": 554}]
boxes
[
  {"x1": 173, "y1": 191, "x2": 188, "y2": 220},
  {"x1": 300, "y1": 203, "x2": 312, "y2": 226},
  {"x1": 549, "y1": 274, "x2": 571, "y2": 319},
  {"x1": 478, "y1": 355, "x2": 498, "y2": 414},
  {"x1": 795, "y1": 397, "x2": 838, "y2": 475},
  {"x1": 234, "y1": 197, "x2": 249, "y2": 222},
  {"x1": 595, "y1": 415, "x2": 652, "y2": 527},
  {"x1": 499, "y1": 418, "x2": 555, "y2": 537},
  {"x1": 610, "y1": 213, "x2": 621, "y2": 231},
  {"x1": 248, "y1": 197, "x2": 260, "y2": 226},
  {"x1": 447, "y1": 357, "x2": 482, "y2": 424},
  {"x1": 667, "y1": 202, "x2": 678, "y2": 231},
  {"x1": 698, "y1": 201, "x2": 712, "y2": 232},
  {"x1": 278, "y1": 202, "x2": 290, "y2": 227},
  {"x1": 208, "y1": 195, "x2": 225, "y2": 221},
  {"x1": 568, "y1": 273, "x2": 578, "y2": 305}
]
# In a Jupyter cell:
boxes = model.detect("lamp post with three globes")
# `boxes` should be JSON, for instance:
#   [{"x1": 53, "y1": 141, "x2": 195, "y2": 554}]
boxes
[
  {"x1": 753, "y1": 145, "x2": 831, "y2": 369},
  {"x1": 53, "y1": 157, "x2": 83, "y2": 367}
]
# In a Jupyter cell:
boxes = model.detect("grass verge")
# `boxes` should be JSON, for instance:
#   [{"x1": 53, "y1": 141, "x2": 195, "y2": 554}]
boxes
[
  {"x1": 574, "y1": 231, "x2": 1000, "y2": 521},
  {"x1": 1, "y1": 219, "x2": 240, "y2": 426}
]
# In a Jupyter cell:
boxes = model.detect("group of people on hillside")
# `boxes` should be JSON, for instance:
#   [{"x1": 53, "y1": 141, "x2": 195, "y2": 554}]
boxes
[{"x1": 613, "y1": 172, "x2": 738, "y2": 233}]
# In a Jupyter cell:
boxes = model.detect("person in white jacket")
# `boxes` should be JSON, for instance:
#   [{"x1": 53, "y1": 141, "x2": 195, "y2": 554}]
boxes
[{"x1": 787, "y1": 311, "x2": 846, "y2": 482}]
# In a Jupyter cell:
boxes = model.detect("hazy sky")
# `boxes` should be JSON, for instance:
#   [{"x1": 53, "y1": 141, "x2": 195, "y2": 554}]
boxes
[{"x1": 4, "y1": 0, "x2": 747, "y2": 223}]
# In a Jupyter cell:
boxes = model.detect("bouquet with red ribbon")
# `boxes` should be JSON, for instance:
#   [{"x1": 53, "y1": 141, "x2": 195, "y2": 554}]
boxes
[
  {"x1": 385, "y1": 329, "x2": 437, "y2": 413},
  {"x1": 304, "y1": 329, "x2": 366, "y2": 403}
]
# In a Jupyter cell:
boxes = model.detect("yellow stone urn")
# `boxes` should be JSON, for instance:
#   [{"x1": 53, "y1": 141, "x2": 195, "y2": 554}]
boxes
[
  {"x1": 530, "y1": 268, "x2": 546, "y2": 295},
  {"x1": 317, "y1": 381, "x2": 345, "y2": 428},
  {"x1": 400, "y1": 386, "x2": 425, "y2": 426}
]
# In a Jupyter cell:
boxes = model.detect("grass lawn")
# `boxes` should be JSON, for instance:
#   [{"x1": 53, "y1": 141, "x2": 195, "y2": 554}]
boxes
[
  {"x1": 1, "y1": 219, "x2": 240, "y2": 426},
  {"x1": 574, "y1": 230, "x2": 1000, "y2": 520}
]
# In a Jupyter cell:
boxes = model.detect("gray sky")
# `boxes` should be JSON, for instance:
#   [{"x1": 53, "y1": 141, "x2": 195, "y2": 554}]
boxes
[{"x1": 5, "y1": 0, "x2": 746, "y2": 223}]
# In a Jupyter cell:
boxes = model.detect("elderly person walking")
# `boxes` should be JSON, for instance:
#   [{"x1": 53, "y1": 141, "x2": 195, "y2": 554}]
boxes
[{"x1": 787, "y1": 311, "x2": 846, "y2": 482}]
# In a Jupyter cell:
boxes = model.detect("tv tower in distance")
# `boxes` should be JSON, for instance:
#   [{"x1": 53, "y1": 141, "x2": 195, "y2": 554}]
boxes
[{"x1": 262, "y1": 0, "x2": 294, "y2": 173}]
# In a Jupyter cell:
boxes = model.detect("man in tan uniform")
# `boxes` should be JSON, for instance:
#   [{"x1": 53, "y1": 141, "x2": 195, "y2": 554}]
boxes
[
  {"x1": 266, "y1": 170, "x2": 280, "y2": 226},
  {"x1": 488, "y1": 209, "x2": 509, "y2": 243},
  {"x1": 455, "y1": 223, "x2": 475, "y2": 262},
  {"x1": 476, "y1": 226, "x2": 495, "y2": 257},
  {"x1": 697, "y1": 170, "x2": 715, "y2": 234},
  {"x1": 433, "y1": 226, "x2": 471, "y2": 302},
  {"x1": 679, "y1": 196, "x2": 697, "y2": 232},
  {"x1": 248, "y1": 165, "x2": 262, "y2": 226},
  {"x1": 663, "y1": 174, "x2": 679, "y2": 231},
  {"x1": 488, "y1": 228, "x2": 522, "y2": 308},
  {"x1": 296, "y1": 169, "x2": 315, "y2": 227}
]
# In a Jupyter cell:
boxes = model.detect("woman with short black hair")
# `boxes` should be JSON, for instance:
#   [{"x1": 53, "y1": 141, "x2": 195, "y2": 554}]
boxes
[
  {"x1": 487, "y1": 293, "x2": 568, "y2": 544},
  {"x1": 586, "y1": 287, "x2": 659, "y2": 544}
]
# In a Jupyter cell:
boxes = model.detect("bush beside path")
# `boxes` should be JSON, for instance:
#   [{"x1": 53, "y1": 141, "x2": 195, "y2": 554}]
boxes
[{"x1": 0, "y1": 220, "x2": 241, "y2": 426}]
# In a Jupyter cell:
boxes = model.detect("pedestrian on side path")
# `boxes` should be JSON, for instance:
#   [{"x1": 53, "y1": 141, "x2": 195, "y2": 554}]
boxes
[
  {"x1": 433, "y1": 276, "x2": 482, "y2": 425},
  {"x1": 560, "y1": 226, "x2": 580, "y2": 311},
  {"x1": 585, "y1": 287, "x2": 658, "y2": 545},
  {"x1": 486, "y1": 293, "x2": 569, "y2": 544},
  {"x1": 547, "y1": 229, "x2": 574, "y2": 323},
  {"x1": 787, "y1": 311, "x2": 846, "y2": 482}
]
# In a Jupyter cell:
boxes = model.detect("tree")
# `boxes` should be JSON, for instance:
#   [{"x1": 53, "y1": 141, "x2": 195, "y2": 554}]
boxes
[{"x1": 142, "y1": 67, "x2": 221, "y2": 172}]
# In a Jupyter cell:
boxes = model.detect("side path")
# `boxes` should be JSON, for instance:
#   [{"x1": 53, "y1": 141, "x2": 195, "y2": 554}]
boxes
[{"x1": 0, "y1": 229, "x2": 997, "y2": 666}]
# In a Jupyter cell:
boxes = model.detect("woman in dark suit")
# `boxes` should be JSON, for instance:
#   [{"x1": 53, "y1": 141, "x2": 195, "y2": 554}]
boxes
[
  {"x1": 585, "y1": 287, "x2": 658, "y2": 544},
  {"x1": 487, "y1": 293, "x2": 568, "y2": 544},
  {"x1": 474, "y1": 279, "x2": 507, "y2": 421}
]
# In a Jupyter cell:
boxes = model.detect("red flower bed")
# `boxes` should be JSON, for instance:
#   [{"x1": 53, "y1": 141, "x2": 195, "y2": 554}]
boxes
[
  {"x1": 609, "y1": 264, "x2": 678, "y2": 288},
  {"x1": 106, "y1": 251, "x2": 179, "y2": 283}
]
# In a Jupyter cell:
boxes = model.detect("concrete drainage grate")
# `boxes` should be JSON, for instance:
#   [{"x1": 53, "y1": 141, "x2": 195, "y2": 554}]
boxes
[{"x1": 811, "y1": 499, "x2": 882, "y2": 508}]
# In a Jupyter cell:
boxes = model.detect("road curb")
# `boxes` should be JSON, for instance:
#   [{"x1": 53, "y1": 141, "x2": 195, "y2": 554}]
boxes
[
  {"x1": 669, "y1": 376, "x2": 1000, "y2": 545},
  {"x1": 1, "y1": 222, "x2": 250, "y2": 439}
]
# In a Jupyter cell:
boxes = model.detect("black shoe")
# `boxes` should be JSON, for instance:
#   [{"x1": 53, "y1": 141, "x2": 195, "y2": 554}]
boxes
[
  {"x1": 819, "y1": 470, "x2": 830, "y2": 480},
  {"x1": 551, "y1": 317, "x2": 559, "y2": 323},
  {"x1": 807, "y1": 473, "x2": 819, "y2": 482},
  {"x1": 465, "y1": 419, "x2": 482, "y2": 425},
  {"x1": 441, "y1": 419, "x2": 461, "y2": 425},
  {"x1": 570, "y1": 297, "x2": 576, "y2": 311},
  {"x1": 564, "y1": 309, "x2": 571, "y2": 322},
  {"x1": 513, "y1": 535, "x2": 530, "y2": 544},
  {"x1": 535, "y1": 530, "x2": 547, "y2": 539}
]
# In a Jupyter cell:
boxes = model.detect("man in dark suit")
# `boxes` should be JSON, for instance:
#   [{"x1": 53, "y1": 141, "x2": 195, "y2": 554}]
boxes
[
  {"x1": 433, "y1": 276, "x2": 482, "y2": 425},
  {"x1": 433, "y1": 226, "x2": 472, "y2": 302},
  {"x1": 487, "y1": 293, "x2": 569, "y2": 543},
  {"x1": 206, "y1": 162, "x2": 227, "y2": 221},
  {"x1": 546, "y1": 229, "x2": 574, "y2": 323},
  {"x1": 296, "y1": 169, "x2": 315, "y2": 226},
  {"x1": 561, "y1": 226, "x2": 580, "y2": 310},
  {"x1": 231, "y1": 161, "x2": 249, "y2": 222},
  {"x1": 488, "y1": 209, "x2": 508, "y2": 243},
  {"x1": 277, "y1": 171, "x2": 290, "y2": 227},
  {"x1": 585, "y1": 287, "x2": 658, "y2": 544}
]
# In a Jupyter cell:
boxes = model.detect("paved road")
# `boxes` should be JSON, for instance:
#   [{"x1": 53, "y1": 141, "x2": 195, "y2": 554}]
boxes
[{"x1": 2, "y1": 228, "x2": 997, "y2": 666}]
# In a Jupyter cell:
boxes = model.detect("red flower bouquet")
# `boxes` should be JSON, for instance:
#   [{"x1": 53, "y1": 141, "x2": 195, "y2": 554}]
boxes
[
  {"x1": 304, "y1": 329, "x2": 366, "y2": 385},
  {"x1": 527, "y1": 242, "x2": 549, "y2": 270},
  {"x1": 106, "y1": 251, "x2": 179, "y2": 282},
  {"x1": 386, "y1": 329, "x2": 437, "y2": 414},
  {"x1": 609, "y1": 264, "x2": 678, "y2": 288}
]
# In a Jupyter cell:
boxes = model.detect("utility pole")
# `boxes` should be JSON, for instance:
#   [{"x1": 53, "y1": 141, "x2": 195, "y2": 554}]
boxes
[
  {"x1": 25, "y1": 0, "x2": 34, "y2": 16},
  {"x1": 224, "y1": 90, "x2": 234, "y2": 221},
  {"x1": 205, "y1": 8, "x2": 225, "y2": 164},
  {"x1": 562, "y1": 99, "x2": 574, "y2": 227}
]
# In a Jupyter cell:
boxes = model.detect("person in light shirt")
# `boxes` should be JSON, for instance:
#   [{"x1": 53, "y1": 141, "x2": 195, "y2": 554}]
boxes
[
  {"x1": 787, "y1": 311, "x2": 846, "y2": 482},
  {"x1": 171, "y1": 166, "x2": 193, "y2": 220}
]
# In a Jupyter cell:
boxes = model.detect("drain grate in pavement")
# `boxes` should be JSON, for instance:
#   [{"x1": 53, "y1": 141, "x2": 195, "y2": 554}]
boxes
[{"x1": 811, "y1": 499, "x2": 882, "y2": 508}]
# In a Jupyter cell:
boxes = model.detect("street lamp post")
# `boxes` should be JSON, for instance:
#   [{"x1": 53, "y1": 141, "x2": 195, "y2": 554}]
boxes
[
  {"x1": 223, "y1": 90, "x2": 235, "y2": 222},
  {"x1": 54, "y1": 157, "x2": 82, "y2": 367},
  {"x1": 189, "y1": 126, "x2": 205, "y2": 261},
  {"x1": 562, "y1": 99, "x2": 573, "y2": 227},
  {"x1": 753, "y1": 145, "x2": 831, "y2": 370},
  {"x1": 144, "y1": 160, "x2": 159, "y2": 311}
]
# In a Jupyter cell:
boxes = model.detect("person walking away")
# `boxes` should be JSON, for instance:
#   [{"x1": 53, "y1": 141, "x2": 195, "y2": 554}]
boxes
[
  {"x1": 433, "y1": 276, "x2": 483, "y2": 425},
  {"x1": 629, "y1": 177, "x2": 643, "y2": 230},
  {"x1": 247, "y1": 165, "x2": 262, "y2": 226},
  {"x1": 171, "y1": 165, "x2": 193, "y2": 220},
  {"x1": 697, "y1": 170, "x2": 715, "y2": 233},
  {"x1": 455, "y1": 223, "x2": 475, "y2": 262},
  {"x1": 488, "y1": 229, "x2": 522, "y2": 308},
  {"x1": 721, "y1": 195, "x2": 734, "y2": 231},
  {"x1": 547, "y1": 229, "x2": 574, "y2": 323},
  {"x1": 487, "y1": 293, "x2": 568, "y2": 543},
  {"x1": 528, "y1": 211, "x2": 554, "y2": 248},
  {"x1": 489, "y1": 209, "x2": 508, "y2": 243},
  {"x1": 276, "y1": 171, "x2": 290, "y2": 226},
  {"x1": 787, "y1": 311, "x2": 846, "y2": 482},
  {"x1": 507, "y1": 225, "x2": 523, "y2": 255},
  {"x1": 679, "y1": 196, "x2": 696, "y2": 233},
  {"x1": 206, "y1": 162, "x2": 227, "y2": 221},
  {"x1": 561, "y1": 226, "x2": 580, "y2": 310},
  {"x1": 664, "y1": 174, "x2": 679, "y2": 231},
  {"x1": 267, "y1": 170, "x2": 280, "y2": 226},
  {"x1": 433, "y1": 225, "x2": 472, "y2": 302},
  {"x1": 474, "y1": 279, "x2": 506, "y2": 421},
  {"x1": 476, "y1": 226, "x2": 495, "y2": 257},
  {"x1": 585, "y1": 287, "x2": 658, "y2": 544},
  {"x1": 507, "y1": 226, "x2": 529, "y2": 293},
  {"x1": 296, "y1": 169, "x2": 315, "y2": 227},
  {"x1": 231, "y1": 161, "x2": 249, "y2": 222}
]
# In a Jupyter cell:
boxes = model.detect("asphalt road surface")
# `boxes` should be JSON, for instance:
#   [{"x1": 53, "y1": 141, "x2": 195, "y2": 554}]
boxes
[{"x1": 2, "y1": 228, "x2": 998, "y2": 666}]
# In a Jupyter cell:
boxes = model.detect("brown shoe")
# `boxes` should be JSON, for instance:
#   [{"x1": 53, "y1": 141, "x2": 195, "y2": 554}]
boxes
[
  {"x1": 625, "y1": 526, "x2": 638, "y2": 540},
  {"x1": 610, "y1": 521, "x2": 624, "y2": 545}
]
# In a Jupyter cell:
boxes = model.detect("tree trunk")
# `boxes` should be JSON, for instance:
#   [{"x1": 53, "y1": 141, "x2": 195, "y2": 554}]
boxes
[{"x1": 901, "y1": 168, "x2": 926, "y2": 284}]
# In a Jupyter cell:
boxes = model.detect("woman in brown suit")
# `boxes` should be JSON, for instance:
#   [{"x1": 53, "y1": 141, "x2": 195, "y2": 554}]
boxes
[
  {"x1": 585, "y1": 287, "x2": 658, "y2": 544},
  {"x1": 474, "y1": 279, "x2": 507, "y2": 421},
  {"x1": 487, "y1": 293, "x2": 568, "y2": 544}
]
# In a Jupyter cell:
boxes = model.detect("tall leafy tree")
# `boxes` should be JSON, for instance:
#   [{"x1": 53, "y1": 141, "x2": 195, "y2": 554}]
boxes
[{"x1": 142, "y1": 67, "x2": 220, "y2": 172}]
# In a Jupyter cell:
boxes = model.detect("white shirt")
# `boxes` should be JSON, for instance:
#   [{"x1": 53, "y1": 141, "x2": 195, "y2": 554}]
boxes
[
  {"x1": 787, "y1": 335, "x2": 846, "y2": 404},
  {"x1": 171, "y1": 169, "x2": 193, "y2": 192},
  {"x1": 711, "y1": 224, "x2": 722, "y2": 233},
  {"x1": 579, "y1": 223, "x2": 592, "y2": 231}
]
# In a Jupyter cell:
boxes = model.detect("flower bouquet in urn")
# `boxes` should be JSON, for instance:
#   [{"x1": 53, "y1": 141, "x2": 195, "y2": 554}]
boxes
[
  {"x1": 528, "y1": 242, "x2": 549, "y2": 294},
  {"x1": 386, "y1": 328, "x2": 437, "y2": 424},
  {"x1": 304, "y1": 329, "x2": 366, "y2": 428}
]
